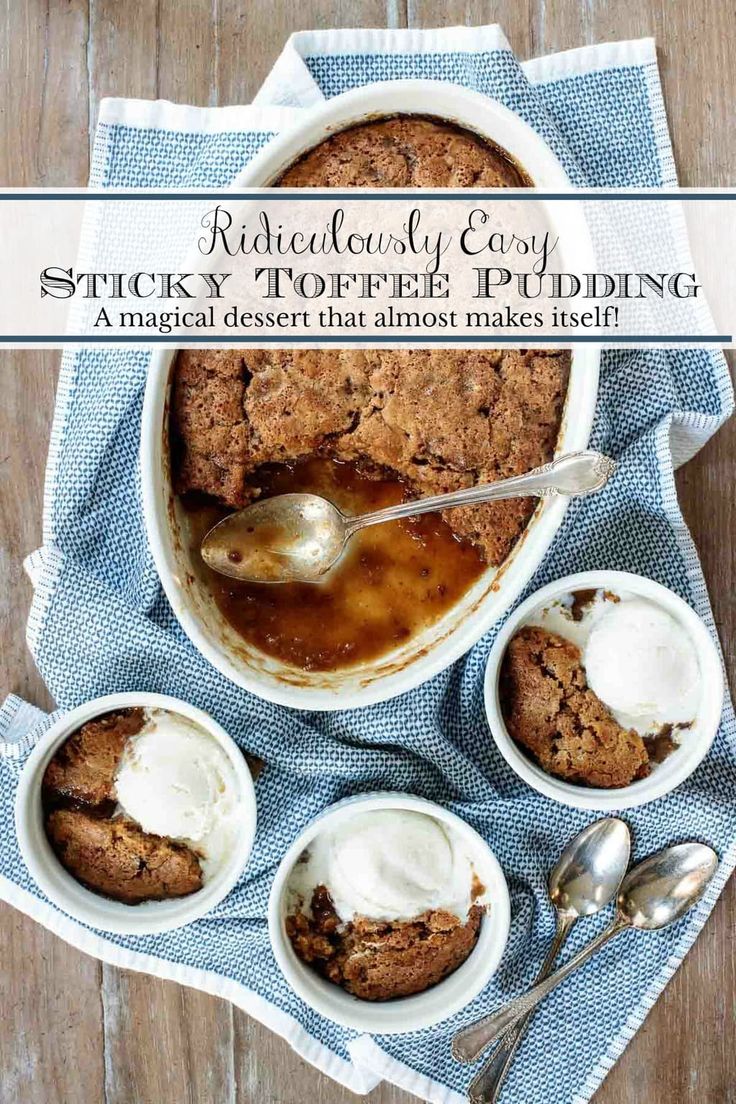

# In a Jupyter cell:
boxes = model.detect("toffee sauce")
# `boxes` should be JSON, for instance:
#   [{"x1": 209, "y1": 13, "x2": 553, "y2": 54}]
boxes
[{"x1": 183, "y1": 458, "x2": 486, "y2": 672}]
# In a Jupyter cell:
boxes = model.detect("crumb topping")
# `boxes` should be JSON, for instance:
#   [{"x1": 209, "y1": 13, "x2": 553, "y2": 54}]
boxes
[{"x1": 285, "y1": 884, "x2": 483, "y2": 1001}]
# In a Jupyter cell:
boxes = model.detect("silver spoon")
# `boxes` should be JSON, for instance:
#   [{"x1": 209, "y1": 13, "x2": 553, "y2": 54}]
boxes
[
  {"x1": 462, "y1": 842, "x2": 717, "y2": 1051},
  {"x1": 452, "y1": 818, "x2": 630, "y2": 1087},
  {"x1": 201, "y1": 450, "x2": 617, "y2": 584},
  {"x1": 466, "y1": 820, "x2": 631, "y2": 1103}
]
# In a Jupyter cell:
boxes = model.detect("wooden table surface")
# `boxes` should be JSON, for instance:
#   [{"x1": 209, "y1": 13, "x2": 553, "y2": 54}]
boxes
[{"x1": 1, "y1": 2, "x2": 733, "y2": 1102}]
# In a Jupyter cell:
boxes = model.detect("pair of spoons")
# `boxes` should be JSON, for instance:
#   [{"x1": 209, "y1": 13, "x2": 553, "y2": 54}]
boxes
[
  {"x1": 201, "y1": 450, "x2": 617, "y2": 584},
  {"x1": 451, "y1": 820, "x2": 718, "y2": 1104}
]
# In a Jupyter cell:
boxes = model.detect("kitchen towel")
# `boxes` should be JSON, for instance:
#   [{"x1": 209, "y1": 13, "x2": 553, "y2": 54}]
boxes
[{"x1": 2, "y1": 25, "x2": 735, "y2": 1104}]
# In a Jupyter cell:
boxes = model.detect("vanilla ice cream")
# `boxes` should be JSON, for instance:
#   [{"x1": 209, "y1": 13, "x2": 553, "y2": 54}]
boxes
[
  {"x1": 584, "y1": 597, "x2": 700, "y2": 728},
  {"x1": 115, "y1": 709, "x2": 242, "y2": 875},
  {"x1": 535, "y1": 589, "x2": 701, "y2": 733},
  {"x1": 287, "y1": 809, "x2": 480, "y2": 923}
]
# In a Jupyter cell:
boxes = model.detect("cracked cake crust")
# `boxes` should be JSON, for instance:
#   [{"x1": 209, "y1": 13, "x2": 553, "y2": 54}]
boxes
[
  {"x1": 46, "y1": 809, "x2": 203, "y2": 903},
  {"x1": 276, "y1": 116, "x2": 530, "y2": 189},
  {"x1": 285, "y1": 884, "x2": 483, "y2": 1001},
  {"x1": 172, "y1": 347, "x2": 570, "y2": 566}
]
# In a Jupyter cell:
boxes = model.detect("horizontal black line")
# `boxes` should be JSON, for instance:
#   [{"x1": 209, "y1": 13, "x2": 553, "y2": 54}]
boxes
[
  {"x1": 0, "y1": 192, "x2": 734, "y2": 202},
  {"x1": 0, "y1": 334, "x2": 730, "y2": 344}
]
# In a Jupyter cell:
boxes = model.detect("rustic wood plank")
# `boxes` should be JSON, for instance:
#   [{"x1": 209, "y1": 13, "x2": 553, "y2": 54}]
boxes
[
  {"x1": 408, "y1": 0, "x2": 535, "y2": 55},
  {"x1": 102, "y1": 973, "x2": 235, "y2": 1104},
  {"x1": 0, "y1": 906, "x2": 105, "y2": 1103},
  {"x1": 588, "y1": 0, "x2": 736, "y2": 188},
  {"x1": 158, "y1": 0, "x2": 219, "y2": 106},
  {"x1": 234, "y1": 1013, "x2": 410, "y2": 1104},
  {"x1": 216, "y1": 0, "x2": 405, "y2": 105},
  {"x1": 0, "y1": 358, "x2": 58, "y2": 711},
  {"x1": 88, "y1": 0, "x2": 158, "y2": 158},
  {"x1": 0, "y1": 1, "x2": 104, "y2": 1100},
  {"x1": 0, "y1": 0, "x2": 89, "y2": 186}
]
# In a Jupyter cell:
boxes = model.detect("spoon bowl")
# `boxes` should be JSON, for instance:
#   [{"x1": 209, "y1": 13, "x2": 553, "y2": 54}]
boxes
[
  {"x1": 462, "y1": 841, "x2": 719, "y2": 1051},
  {"x1": 201, "y1": 493, "x2": 346, "y2": 583},
  {"x1": 453, "y1": 817, "x2": 630, "y2": 1067},
  {"x1": 549, "y1": 816, "x2": 631, "y2": 918},
  {"x1": 617, "y1": 842, "x2": 719, "y2": 931}
]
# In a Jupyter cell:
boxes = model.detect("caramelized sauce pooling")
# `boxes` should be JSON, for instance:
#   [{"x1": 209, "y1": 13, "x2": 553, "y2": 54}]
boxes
[{"x1": 183, "y1": 458, "x2": 486, "y2": 672}]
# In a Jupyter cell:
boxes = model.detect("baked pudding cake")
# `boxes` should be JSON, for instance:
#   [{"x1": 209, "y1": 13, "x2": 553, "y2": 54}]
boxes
[
  {"x1": 172, "y1": 347, "x2": 569, "y2": 670},
  {"x1": 499, "y1": 589, "x2": 701, "y2": 788},
  {"x1": 170, "y1": 116, "x2": 569, "y2": 672},
  {"x1": 43, "y1": 709, "x2": 203, "y2": 903},
  {"x1": 173, "y1": 347, "x2": 569, "y2": 565},
  {"x1": 276, "y1": 116, "x2": 531, "y2": 188},
  {"x1": 287, "y1": 883, "x2": 484, "y2": 1001},
  {"x1": 501, "y1": 626, "x2": 651, "y2": 788},
  {"x1": 43, "y1": 707, "x2": 246, "y2": 903}
]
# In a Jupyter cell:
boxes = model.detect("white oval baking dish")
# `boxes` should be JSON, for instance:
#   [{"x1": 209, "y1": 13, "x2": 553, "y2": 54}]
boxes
[{"x1": 141, "y1": 80, "x2": 600, "y2": 710}]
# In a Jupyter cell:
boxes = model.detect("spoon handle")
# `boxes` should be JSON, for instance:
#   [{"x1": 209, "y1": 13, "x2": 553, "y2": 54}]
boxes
[
  {"x1": 467, "y1": 914, "x2": 576, "y2": 1102},
  {"x1": 464, "y1": 918, "x2": 628, "y2": 1051},
  {"x1": 453, "y1": 912, "x2": 576, "y2": 1065},
  {"x1": 346, "y1": 451, "x2": 616, "y2": 534}
]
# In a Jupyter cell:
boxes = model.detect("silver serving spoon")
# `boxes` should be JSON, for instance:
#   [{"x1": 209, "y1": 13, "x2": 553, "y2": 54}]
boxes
[
  {"x1": 461, "y1": 842, "x2": 717, "y2": 1052},
  {"x1": 453, "y1": 819, "x2": 630, "y2": 1066},
  {"x1": 201, "y1": 450, "x2": 617, "y2": 584},
  {"x1": 451, "y1": 818, "x2": 631, "y2": 1088}
]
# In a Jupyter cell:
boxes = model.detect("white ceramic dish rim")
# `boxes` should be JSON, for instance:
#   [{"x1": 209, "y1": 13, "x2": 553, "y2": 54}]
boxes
[
  {"x1": 230, "y1": 79, "x2": 574, "y2": 189},
  {"x1": 141, "y1": 79, "x2": 601, "y2": 710},
  {"x1": 267, "y1": 791, "x2": 511, "y2": 1034},
  {"x1": 484, "y1": 570, "x2": 725, "y2": 811},
  {"x1": 15, "y1": 692, "x2": 258, "y2": 935}
]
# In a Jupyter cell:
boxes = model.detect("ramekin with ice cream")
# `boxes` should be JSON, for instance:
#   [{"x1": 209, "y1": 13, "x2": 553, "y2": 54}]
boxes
[
  {"x1": 16, "y1": 693, "x2": 257, "y2": 934},
  {"x1": 484, "y1": 571, "x2": 725, "y2": 810},
  {"x1": 268, "y1": 793, "x2": 510, "y2": 1033}
]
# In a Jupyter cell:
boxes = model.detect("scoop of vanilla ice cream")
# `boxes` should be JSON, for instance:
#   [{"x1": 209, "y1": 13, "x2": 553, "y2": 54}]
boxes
[
  {"x1": 115, "y1": 710, "x2": 239, "y2": 870},
  {"x1": 584, "y1": 598, "x2": 700, "y2": 727},
  {"x1": 289, "y1": 810, "x2": 477, "y2": 923}
]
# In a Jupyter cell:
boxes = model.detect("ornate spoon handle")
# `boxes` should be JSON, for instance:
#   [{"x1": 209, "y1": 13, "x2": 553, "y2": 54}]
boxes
[
  {"x1": 467, "y1": 914, "x2": 576, "y2": 1102},
  {"x1": 452, "y1": 911, "x2": 575, "y2": 1065},
  {"x1": 453, "y1": 917, "x2": 627, "y2": 1063},
  {"x1": 347, "y1": 451, "x2": 617, "y2": 535}
]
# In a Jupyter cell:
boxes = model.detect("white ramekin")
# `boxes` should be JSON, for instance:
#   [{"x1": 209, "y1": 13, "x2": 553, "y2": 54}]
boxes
[
  {"x1": 15, "y1": 692, "x2": 258, "y2": 935},
  {"x1": 141, "y1": 80, "x2": 600, "y2": 710},
  {"x1": 484, "y1": 571, "x2": 725, "y2": 811},
  {"x1": 267, "y1": 792, "x2": 510, "y2": 1034}
]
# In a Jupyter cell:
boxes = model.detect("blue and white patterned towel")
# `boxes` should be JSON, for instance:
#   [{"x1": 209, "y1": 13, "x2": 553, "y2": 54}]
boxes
[{"x1": 2, "y1": 26, "x2": 735, "y2": 1104}]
